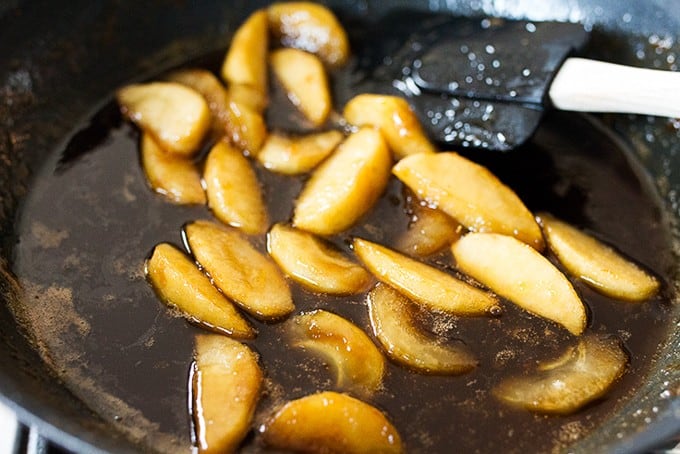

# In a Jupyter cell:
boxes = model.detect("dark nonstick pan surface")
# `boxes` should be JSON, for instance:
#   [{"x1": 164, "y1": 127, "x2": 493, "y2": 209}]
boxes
[{"x1": 1, "y1": 1, "x2": 679, "y2": 453}]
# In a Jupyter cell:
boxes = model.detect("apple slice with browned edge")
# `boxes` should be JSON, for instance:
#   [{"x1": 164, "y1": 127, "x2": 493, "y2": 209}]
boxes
[
  {"x1": 257, "y1": 130, "x2": 343, "y2": 175},
  {"x1": 353, "y1": 238, "x2": 498, "y2": 316},
  {"x1": 192, "y1": 334, "x2": 262, "y2": 453},
  {"x1": 261, "y1": 391, "x2": 403, "y2": 453},
  {"x1": 368, "y1": 283, "x2": 477, "y2": 374},
  {"x1": 397, "y1": 203, "x2": 463, "y2": 257},
  {"x1": 451, "y1": 232, "x2": 586, "y2": 335},
  {"x1": 289, "y1": 310, "x2": 384, "y2": 396},
  {"x1": 268, "y1": 224, "x2": 371, "y2": 295},
  {"x1": 293, "y1": 128, "x2": 391, "y2": 235},
  {"x1": 493, "y1": 334, "x2": 628, "y2": 414},
  {"x1": 184, "y1": 220, "x2": 294, "y2": 321},
  {"x1": 221, "y1": 9, "x2": 268, "y2": 98},
  {"x1": 393, "y1": 152, "x2": 544, "y2": 250},
  {"x1": 538, "y1": 213, "x2": 660, "y2": 301}
]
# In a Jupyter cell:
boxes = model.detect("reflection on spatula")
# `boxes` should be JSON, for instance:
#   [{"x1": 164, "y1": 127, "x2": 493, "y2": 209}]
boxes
[{"x1": 345, "y1": 12, "x2": 680, "y2": 151}]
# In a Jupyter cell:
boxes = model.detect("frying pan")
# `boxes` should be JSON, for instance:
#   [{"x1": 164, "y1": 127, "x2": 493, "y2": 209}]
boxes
[{"x1": 0, "y1": 0, "x2": 679, "y2": 453}]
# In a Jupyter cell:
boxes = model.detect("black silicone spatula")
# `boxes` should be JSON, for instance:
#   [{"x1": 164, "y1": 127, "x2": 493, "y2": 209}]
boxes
[{"x1": 345, "y1": 12, "x2": 680, "y2": 151}]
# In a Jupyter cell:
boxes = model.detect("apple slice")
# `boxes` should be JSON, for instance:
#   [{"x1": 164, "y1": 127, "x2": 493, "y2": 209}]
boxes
[
  {"x1": 343, "y1": 94, "x2": 436, "y2": 159},
  {"x1": 368, "y1": 283, "x2": 477, "y2": 374},
  {"x1": 538, "y1": 213, "x2": 660, "y2": 301},
  {"x1": 257, "y1": 130, "x2": 343, "y2": 175},
  {"x1": 145, "y1": 243, "x2": 254, "y2": 338},
  {"x1": 451, "y1": 233, "x2": 586, "y2": 335},
  {"x1": 270, "y1": 48, "x2": 332, "y2": 127},
  {"x1": 140, "y1": 134, "x2": 206, "y2": 205},
  {"x1": 397, "y1": 203, "x2": 463, "y2": 257},
  {"x1": 353, "y1": 238, "x2": 498, "y2": 316},
  {"x1": 229, "y1": 83, "x2": 267, "y2": 113},
  {"x1": 267, "y1": 2, "x2": 350, "y2": 68},
  {"x1": 393, "y1": 152, "x2": 544, "y2": 250},
  {"x1": 117, "y1": 82, "x2": 210, "y2": 157},
  {"x1": 221, "y1": 9, "x2": 268, "y2": 97},
  {"x1": 268, "y1": 224, "x2": 371, "y2": 295},
  {"x1": 223, "y1": 101, "x2": 268, "y2": 156},
  {"x1": 192, "y1": 334, "x2": 262, "y2": 453},
  {"x1": 289, "y1": 310, "x2": 385, "y2": 395},
  {"x1": 184, "y1": 220, "x2": 294, "y2": 321},
  {"x1": 203, "y1": 141, "x2": 269, "y2": 235},
  {"x1": 493, "y1": 334, "x2": 628, "y2": 414},
  {"x1": 293, "y1": 128, "x2": 391, "y2": 235},
  {"x1": 262, "y1": 391, "x2": 403, "y2": 453}
]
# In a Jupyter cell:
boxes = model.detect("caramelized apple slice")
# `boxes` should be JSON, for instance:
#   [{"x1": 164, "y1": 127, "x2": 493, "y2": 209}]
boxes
[
  {"x1": 343, "y1": 94, "x2": 436, "y2": 159},
  {"x1": 221, "y1": 9, "x2": 268, "y2": 97},
  {"x1": 293, "y1": 128, "x2": 391, "y2": 235},
  {"x1": 393, "y1": 152, "x2": 544, "y2": 250},
  {"x1": 229, "y1": 83, "x2": 267, "y2": 113},
  {"x1": 368, "y1": 283, "x2": 476, "y2": 374},
  {"x1": 538, "y1": 213, "x2": 660, "y2": 301},
  {"x1": 184, "y1": 220, "x2": 294, "y2": 321},
  {"x1": 267, "y1": 2, "x2": 350, "y2": 68},
  {"x1": 193, "y1": 334, "x2": 262, "y2": 453},
  {"x1": 353, "y1": 238, "x2": 498, "y2": 316},
  {"x1": 223, "y1": 101, "x2": 267, "y2": 156},
  {"x1": 268, "y1": 224, "x2": 371, "y2": 295},
  {"x1": 117, "y1": 82, "x2": 210, "y2": 156},
  {"x1": 145, "y1": 243, "x2": 254, "y2": 338},
  {"x1": 140, "y1": 134, "x2": 206, "y2": 205},
  {"x1": 397, "y1": 203, "x2": 463, "y2": 257},
  {"x1": 262, "y1": 391, "x2": 403, "y2": 453},
  {"x1": 493, "y1": 334, "x2": 628, "y2": 414},
  {"x1": 203, "y1": 141, "x2": 268, "y2": 235},
  {"x1": 289, "y1": 310, "x2": 384, "y2": 395},
  {"x1": 451, "y1": 233, "x2": 586, "y2": 335},
  {"x1": 270, "y1": 48, "x2": 332, "y2": 127},
  {"x1": 257, "y1": 130, "x2": 343, "y2": 175}
]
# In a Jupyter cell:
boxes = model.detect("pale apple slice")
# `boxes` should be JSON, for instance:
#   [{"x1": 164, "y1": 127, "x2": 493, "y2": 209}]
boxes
[
  {"x1": 270, "y1": 48, "x2": 332, "y2": 127},
  {"x1": 267, "y1": 2, "x2": 350, "y2": 68},
  {"x1": 268, "y1": 224, "x2": 371, "y2": 295},
  {"x1": 192, "y1": 334, "x2": 262, "y2": 453},
  {"x1": 343, "y1": 94, "x2": 436, "y2": 159},
  {"x1": 262, "y1": 391, "x2": 403, "y2": 453},
  {"x1": 368, "y1": 283, "x2": 477, "y2": 374},
  {"x1": 140, "y1": 134, "x2": 206, "y2": 205},
  {"x1": 184, "y1": 220, "x2": 294, "y2": 321},
  {"x1": 145, "y1": 243, "x2": 254, "y2": 338},
  {"x1": 257, "y1": 130, "x2": 343, "y2": 175},
  {"x1": 293, "y1": 128, "x2": 391, "y2": 235},
  {"x1": 538, "y1": 213, "x2": 660, "y2": 301},
  {"x1": 451, "y1": 233, "x2": 586, "y2": 335},
  {"x1": 393, "y1": 152, "x2": 545, "y2": 250},
  {"x1": 289, "y1": 310, "x2": 384, "y2": 395},
  {"x1": 353, "y1": 238, "x2": 498, "y2": 316},
  {"x1": 397, "y1": 204, "x2": 463, "y2": 257},
  {"x1": 221, "y1": 9, "x2": 268, "y2": 97},
  {"x1": 203, "y1": 141, "x2": 269, "y2": 235},
  {"x1": 493, "y1": 334, "x2": 628, "y2": 414},
  {"x1": 117, "y1": 82, "x2": 210, "y2": 156}
]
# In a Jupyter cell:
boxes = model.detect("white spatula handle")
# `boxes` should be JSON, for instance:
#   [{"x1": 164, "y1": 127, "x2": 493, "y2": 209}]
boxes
[{"x1": 549, "y1": 58, "x2": 680, "y2": 118}]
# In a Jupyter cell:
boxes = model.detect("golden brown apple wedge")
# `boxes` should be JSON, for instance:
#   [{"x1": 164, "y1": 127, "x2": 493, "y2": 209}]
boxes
[
  {"x1": 184, "y1": 220, "x2": 294, "y2": 321},
  {"x1": 268, "y1": 224, "x2": 372, "y2": 295},
  {"x1": 140, "y1": 134, "x2": 206, "y2": 205},
  {"x1": 353, "y1": 238, "x2": 498, "y2": 316},
  {"x1": 221, "y1": 9, "x2": 268, "y2": 98},
  {"x1": 393, "y1": 152, "x2": 545, "y2": 250},
  {"x1": 203, "y1": 141, "x2": 269, "y2": 235},
  {"x1": 289, "y1": 310, "x2": 385, "y2": 395},
  {"x1": 267, "y1": 2, "x2": 350, "y2": 68},
  {"x1": 397, "y1": 203, "x2": 463, "y2": 257},
  {"x1": 270, "y1": 48, "x2": 332, "y2": 127},
  {"x1": 257, "y1": 130, "x2": 343, "y2": 175},
  {"x1": 228, "y1": 83, "x2": 268, "y2": 113},
  {"x1": 223, "y1": 101, "x2": 267, "y2": 156},
  {"x1": 117, "y1": 82, "x2": 210, "y2": 157},
  {"x1": 343, "y1": 94, "x2": 436, "y2": 159},
  {"x1": 293, "y1": 128, "x2": 391, "y2": 235},
  {"x1": 145, "y1": 243, "x2": 254, "y2": 338},
  {"x1": 262, "y1": 391, "x2": 403, "y2": 453},
  {"x1": 192, "y1": 334, "x2": 262, "y2": 453},
  {"x1": 451, "y1": 233, "x2": 586, "y2": 335},
  {"x1": 538, "y1": 213, "x2": 660, "y2": 301},
  {"x1": 493, "y1": 334, "x2": 628, "y2": 414},
  {"x1": 368, "y1": 283, "x2": 477, "y2": 374}
]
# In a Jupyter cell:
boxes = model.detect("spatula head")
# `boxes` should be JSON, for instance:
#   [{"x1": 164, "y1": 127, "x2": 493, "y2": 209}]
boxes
[{"x1": 341, "y1": 11, "x2": 588, "y2": 151}]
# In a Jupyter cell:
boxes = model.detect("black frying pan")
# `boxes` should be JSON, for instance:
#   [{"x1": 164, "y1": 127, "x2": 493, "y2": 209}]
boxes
[{"x1": 0, "y1": 1, "x2": 679, "y2": 453}]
